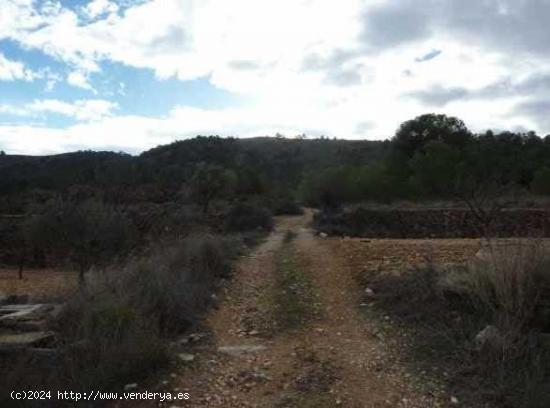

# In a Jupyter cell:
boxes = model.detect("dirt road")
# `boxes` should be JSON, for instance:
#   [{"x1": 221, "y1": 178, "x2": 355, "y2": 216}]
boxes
[{"x1": 148, "y1": 212, "x2": 450, "y2": 407}]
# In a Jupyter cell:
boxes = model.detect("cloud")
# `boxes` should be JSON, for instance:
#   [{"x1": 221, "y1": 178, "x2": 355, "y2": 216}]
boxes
[
  {"x1": 517, "y1": 98, "x2": 550, "y2": 132},
  {"x1": 406, "y1": 86, "x2": 469, "y2": 107},
  {"x1": 83, "y1": 0, "x2": 119, "y2": 19},
  {"x1": 0, "y1": 99, "x2": 118, "y2": 121},
  {"x1": 361, "y1": 3, "x2": 434, "y2": 49},
  {"x1": 2, "y1": 0, "x2": 550, "y2": 154},
  {"x1": 0, "y1": 52, "x2": 36, "y2": 81},
  {"x1": 406, "y1": 72, "x2": 550, "y2": 107},
  {"x1": 67, "y1": 70, "x2": 94, "y2": 91}
]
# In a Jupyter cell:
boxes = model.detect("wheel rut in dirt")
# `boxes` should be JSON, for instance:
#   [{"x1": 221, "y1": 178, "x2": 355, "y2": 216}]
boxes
[{"x1": 145, "y1": 212, "x2": 445, "y2": 408}]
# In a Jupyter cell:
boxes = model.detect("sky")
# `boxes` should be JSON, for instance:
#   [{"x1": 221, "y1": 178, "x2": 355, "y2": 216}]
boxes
[{"x1": 1, "y1": 0, "x2": 550, "y2": 155}]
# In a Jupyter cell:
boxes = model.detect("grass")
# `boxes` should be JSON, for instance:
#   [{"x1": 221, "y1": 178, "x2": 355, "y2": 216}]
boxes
[
  {"x1": 273, "y1": 230, "x2": 319, "y2": 331},
  {"x1": 360, "y1": 240, "x2": 550, "y2": 407}
]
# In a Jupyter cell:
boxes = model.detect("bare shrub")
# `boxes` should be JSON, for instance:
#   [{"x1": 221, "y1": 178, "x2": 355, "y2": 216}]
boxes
[
  {"x1": 115, "y1": 234, "x2": 233, "y2": 334},
  {"x1": 467, "y1": 241, "x2": 550, "y2": 337},
  {"x1": 366, "y1": 240, "x2": 550, "y2": 407},
  {"x1": 0, "y1": 234, "x2": 235, "y2": 404}
]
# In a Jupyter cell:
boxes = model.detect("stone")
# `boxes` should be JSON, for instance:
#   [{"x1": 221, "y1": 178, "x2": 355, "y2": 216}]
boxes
[
  {"x1": 364, "y1": 287, "x2": 375, "y2": 297},
  {"x1": 474, "y1": 325, "x2": 503, "y2": 349},
  {"x1": 0, "y1": 304, "x2": 53, "y2": 324},
  {"x1": 0, "y1": 331, "x2": 55, "y2": 351},
  {"x1": 177, "y1": 353, "x2": 195, "y2": 363},
  {"x1": 217, "y1": 345, "x2": 267, "y2": 356},
  {"x1": 124, "y1": 383, "x2": 138, "y2": 391},
  {"x1": 188, "y1": 332, "x2": 206, "y2": 343},
  {"x1": 451, "y1": 396, "x2": 459, "y2": 404},
  {"x1": 319, "y1": 232, "x2": 328, "y2": 238}
]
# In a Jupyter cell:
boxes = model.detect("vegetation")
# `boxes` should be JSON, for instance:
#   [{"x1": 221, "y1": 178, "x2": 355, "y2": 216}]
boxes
[
  {"x1": 24, "y1": 199, "x2": 137, "y2": 286},
  {"x1": 274, "y1": 231, "x2": 319, "y2": 331},
  {"x1": 362, "y1": 243, "x2": 550, "y2": 407},
  {"x1": 1, "y1": 234, "x2": 237, "y2": 406},
  {"x1": 2, "y1": 113, "x2": 550, "y2": 406}
]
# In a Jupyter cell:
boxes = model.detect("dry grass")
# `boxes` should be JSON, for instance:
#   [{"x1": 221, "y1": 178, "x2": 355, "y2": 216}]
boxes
[
  {"x1": 0, "y1": 268, "x2": 76, "y2": 301},
  {"x1": 343, "y1": 237, "x2": 550, "y2": 407}
]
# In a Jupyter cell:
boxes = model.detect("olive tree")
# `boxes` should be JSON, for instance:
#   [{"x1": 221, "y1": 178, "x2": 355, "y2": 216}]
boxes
[{"x1": 26, "y1": 198, "x2": 136, "y2": 287}]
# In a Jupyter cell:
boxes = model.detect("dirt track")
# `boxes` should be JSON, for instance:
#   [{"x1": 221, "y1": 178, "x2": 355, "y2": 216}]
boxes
[{"x1": 142, "y1": 211, "x2": 460, "y2": 408}]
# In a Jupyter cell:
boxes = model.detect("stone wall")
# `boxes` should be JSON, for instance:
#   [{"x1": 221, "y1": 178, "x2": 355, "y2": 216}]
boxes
[{"x1": 314, "y1": 208, "x2": 550, "y2": 238}]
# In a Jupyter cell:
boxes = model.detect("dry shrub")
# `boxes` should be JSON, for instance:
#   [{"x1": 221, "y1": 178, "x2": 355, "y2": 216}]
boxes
[
  {"x1": 0, "y1": 234, "x2": 235, "y2": 406},
  {"x1": 367, "y1": 240, "x2": 550, "y2": 407},
  {"x1": 467, "y1": 241, "x2": 550, "y2": 335},
  {"x1": 223, "y1": 202, "x2": 274, "y2": 232}
]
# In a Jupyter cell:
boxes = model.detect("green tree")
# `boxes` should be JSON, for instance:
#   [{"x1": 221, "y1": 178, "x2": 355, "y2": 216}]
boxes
[
  {"x1": 531, "y1": 167, "x2": 550, "y2": 195},
  {"x1": 392, "y1": 113, "x2": 473, "y2": 158},
  {"x1": 189, "y1": 163, "x2": 236, "y2": 213},
  {"x1": 409, "y1": 140, "x2": 461, "y2": 196}
]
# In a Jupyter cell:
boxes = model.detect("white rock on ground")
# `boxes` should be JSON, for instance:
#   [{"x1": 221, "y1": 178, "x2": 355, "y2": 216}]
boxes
[
  {"x1": 178, "y1": 353, "x2": 195, "y2": 363},
  {"x1": 474, "y1": 325, "x2": 503, "y2": 348}
]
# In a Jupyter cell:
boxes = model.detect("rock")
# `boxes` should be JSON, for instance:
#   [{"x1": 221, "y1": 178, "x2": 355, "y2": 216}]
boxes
[
  {"x1": 217, "y1": 345, "x2": 267, "y2": 356},
  {"x1": 474, "y1": 325, "x2": 503, "y2": 349},
  {"x1": 0, "y1": 331, "x2": 55, "y2": 352},
  {"x1": 451, "y1": 396, "x2": 459, "y2": 404},
  {"x1": 319, "y1": 232, "x2": 328, "y2": 238},
  {"x1": 364, "y1": 287, "x2": 375, "y2": 297},
  {"x1": 124, "y1": 383, "x2": 138, "y2": 391},
  {"x1": 0, "y1": 304, "x2": 53, "y2": 324},
  {"x1": 189, "y1": 332, "x2": 206, "y2": 343},
  {"x1": 177, "y1": 353, "x2": 195, "y2": 363}
]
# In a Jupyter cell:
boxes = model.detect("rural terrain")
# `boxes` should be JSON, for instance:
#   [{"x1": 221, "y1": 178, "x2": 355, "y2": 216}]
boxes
[
  {"x1": 135, "y1": 210, "x2": 480, "y2": 408},
  {"x1": 2, "y1": 115, "x2": 550, "y2": 407}
]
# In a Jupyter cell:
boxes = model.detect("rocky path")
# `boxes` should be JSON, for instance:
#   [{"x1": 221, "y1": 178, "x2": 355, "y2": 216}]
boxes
[{"x1": 138, "y1": 212, "x2": 447, "y2": 407}]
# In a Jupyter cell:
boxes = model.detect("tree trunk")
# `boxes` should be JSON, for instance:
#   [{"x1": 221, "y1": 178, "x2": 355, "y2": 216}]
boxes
[
  {"x1": 18, "y1": 247, "x2": 26, "y2": 280},
  {"x1": 78, "y1": 266, "x2": 87, "y2": 289}
]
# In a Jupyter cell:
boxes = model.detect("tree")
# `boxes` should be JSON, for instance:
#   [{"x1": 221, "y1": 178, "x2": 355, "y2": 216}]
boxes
[
  {"x1": 531, "y1": 167, "x2": 550, "y2": 196},
  {"x1": 452, "y1": 144, "x2": 517, "y2": 236},
  {"x1": 26, "y1": 199, "x2": 136, "y2": 287},
  {"x1": 409, "y1": 140, "x2": 461, "y2": 196},
  {"x1": 189, "y1": 163, "x2": 236, "y2": 213},
  {"x1": 392, "y1": 113, "x2": 473, "y2": 158}
]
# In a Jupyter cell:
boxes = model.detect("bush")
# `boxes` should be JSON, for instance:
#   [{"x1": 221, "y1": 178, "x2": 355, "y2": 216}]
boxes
[
  {"x1": 467, "y1": 242, "x2": 550, "y2": 336},
  {"x1": 55, "y1": 293, "x2": 167, "y2": 391},
  {"x1": 120, "y1": 234, "x2": 233, "y2": 334},
  {"x1": 223, "y1": 202, "x2": 273, "y2": 232},
  {"x1": 531, "y1": 167, "x2": 550, "y2": 196},
  {"x1": 271, "y1": 197, "x2": 304, "y2": 215},
  {"x1": 366, "y1": 241, "x2": 550, "y2": 407},
  {"x1": 0, "y1": 234, "x2": 235, "y2": 405}
]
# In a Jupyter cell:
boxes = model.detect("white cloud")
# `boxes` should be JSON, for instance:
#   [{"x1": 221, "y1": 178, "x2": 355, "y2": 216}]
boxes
[
  {"x1": 67, "y1": 71, "x2": 95, "y2": 91},
  {"x1": 0, "y1": 52, "x2": 36, "y2": 81},
  {"x1": 0, "y1": 99, "x2": 117, "y2": 122},
  {"x1": 83, "y1": 0, "x2": 119, "y2": 19},
  {"x1": 1, "y1": 0, "x2": 550, "y2": 155}
]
